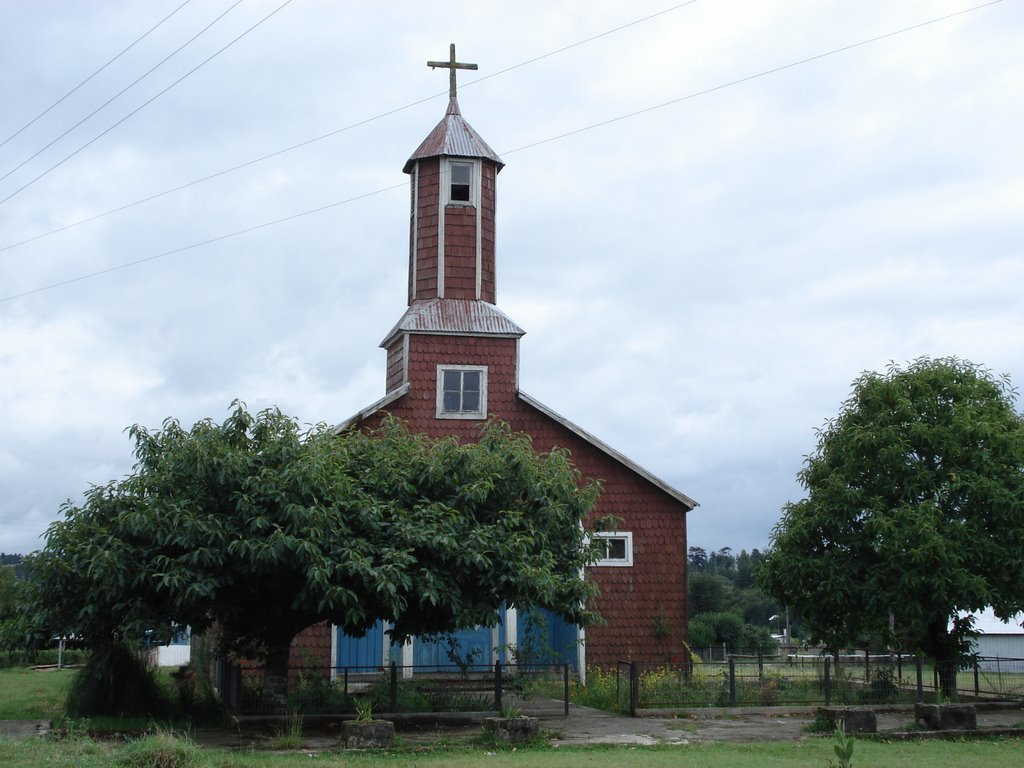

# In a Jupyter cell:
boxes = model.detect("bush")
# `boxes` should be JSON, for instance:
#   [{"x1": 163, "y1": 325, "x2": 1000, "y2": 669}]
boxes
[
  {"x1": 66, "y1": 643, "x2": 170, "y2": 718},
  {"x1": 0, "y1": 648, "x2": 89, "y2": 668},
  {"x1": 117, "y1": 732, "x2": 200, "y2": 768}
]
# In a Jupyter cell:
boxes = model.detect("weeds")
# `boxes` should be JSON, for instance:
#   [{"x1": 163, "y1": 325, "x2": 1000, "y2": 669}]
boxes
[
  {"x1": 267, "y1": 711, "x2": 304, "y2": 750},
  {"x1": 116, "y1": 731, "x2": 201, "y2": 768}
]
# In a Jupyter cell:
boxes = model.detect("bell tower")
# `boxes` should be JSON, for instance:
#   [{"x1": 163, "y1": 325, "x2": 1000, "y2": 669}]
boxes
[
  {"x1": 404, "y1": 44, "x2": 504, "y2": 303},
  {"x1": 380, "y1": 45, "x2": 523, "y2": 398}
]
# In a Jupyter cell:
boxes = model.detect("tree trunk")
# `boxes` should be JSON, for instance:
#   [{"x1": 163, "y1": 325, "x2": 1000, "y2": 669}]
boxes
[
  {"x1": 260, "y1": 644, "x2": 292, "y2": 712},
  {"x1": 935, "y1": 658, "x2": 958, "y2": 701}
]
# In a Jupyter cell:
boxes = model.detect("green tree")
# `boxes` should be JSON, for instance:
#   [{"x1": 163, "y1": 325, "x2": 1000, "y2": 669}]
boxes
[
  {"x1": 0, "y1": 565, "x2": 24, "y2": 649},
  {"x1": 25, "y1": 403, "x2": 604, "y2": 710},
  {"x1": 687, "y1": 572, "x2": 732, "y2": 618},
  {"x1": 759, "y1": 358, "x2": 1024, "y2": 697}
]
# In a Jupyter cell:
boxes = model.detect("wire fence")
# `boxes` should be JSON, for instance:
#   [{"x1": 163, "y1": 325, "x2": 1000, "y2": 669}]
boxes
[
  {"x1": 219, "y1": 660, "x2": 571, "y2": 716},
  {"x1": 616, "y1": 650, "x2": 1024, "y2": 714}
]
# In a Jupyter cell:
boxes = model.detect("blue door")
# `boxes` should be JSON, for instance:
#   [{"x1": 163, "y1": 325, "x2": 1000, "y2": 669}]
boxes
[
  {"x1": 516, "y1": 608, "x2": 578, "y2": 669},
  {"x1": 336, "y1": 621, "x2": 385, "y2": 672},
  {"x1": 413, "y1": 627, "x2": 492, "y2": 672}
]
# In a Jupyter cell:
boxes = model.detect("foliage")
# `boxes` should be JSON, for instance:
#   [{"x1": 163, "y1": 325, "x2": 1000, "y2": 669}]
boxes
[
  {"x1": 0, "y1": 564, "x2": 28, "y2": 649},
  {"x1": 0, "y1": 648, "x2": 88, "y2": 668},
  {"x1": 689, "y1": 612, "x2": 745, "y2": 651},
  {"x1": 760, "y1": 358, "x2": 1024, "y2": 694},
  {"x1": 24, "y1": 403, "x2": 603, "y2": 706},
  {"x1": 116, "y1": 731, "x2": 201, "y2": 768},
  {"x1": 686, "y1": 546, "x2": 785, "y2": 652},
  {"x1": 268, "y1": 712, "x2": 304, "y2": 750},
  {"x1": 829, "y1": 723, "x2": 855, "y2": 768},
  {"x1": 687, "y1": 617, "x2": 716, "y2": 648},
  {"x1": 66, "y1": 642, "x2": 170, "y2": 718},
  {"x1": 355, "y1": 699, "x2": 374, "y2": 723}
]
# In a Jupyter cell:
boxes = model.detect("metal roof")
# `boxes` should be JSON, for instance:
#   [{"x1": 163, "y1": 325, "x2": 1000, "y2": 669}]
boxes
[
  {"x1": 404, "y1": 96, "x2": 504, "y2": 173},
  {"x1": 380, "y1": 298, "x2": 525, "y2": 348}
]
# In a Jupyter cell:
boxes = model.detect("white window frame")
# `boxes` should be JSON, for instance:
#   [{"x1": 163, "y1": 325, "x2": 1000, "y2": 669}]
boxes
[
  {"x1": 592, "y1": 531, "x2": 633, "y2": 567},
  {"x1": 436, "y1": 365, "x2": 488, "y2": 419},
  {"x1": 444, "y1": 158, "x2": 478, "y2": 207}
]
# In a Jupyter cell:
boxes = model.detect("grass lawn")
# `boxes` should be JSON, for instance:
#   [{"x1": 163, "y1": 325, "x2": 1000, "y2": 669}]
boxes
[
  {"x1": 0, "y1": 667, "x2": 74, "y2": 719},
  {"x1": 1, "y1": 735, "x2": 1023, "y2": 768}
]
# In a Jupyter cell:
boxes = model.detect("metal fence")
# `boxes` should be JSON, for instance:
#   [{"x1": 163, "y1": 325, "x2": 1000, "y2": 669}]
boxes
[
  {"x1": 615, "y1": 651, "x2": 1024, "y2": 715},
  {"x1": 221, "y1": 660, "x2": 571, "y2": 716}
]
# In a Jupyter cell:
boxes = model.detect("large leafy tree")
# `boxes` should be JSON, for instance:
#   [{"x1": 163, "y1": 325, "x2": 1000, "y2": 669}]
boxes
[
  {"x1": 26, "y1": 403, "x2": 603, "y2": 707},
  {"x1": 759, "y1": 358, "x2": 1024, "y2": 696}
]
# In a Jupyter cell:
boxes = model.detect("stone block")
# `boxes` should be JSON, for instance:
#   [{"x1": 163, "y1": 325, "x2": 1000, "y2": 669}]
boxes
[
  {"x1": 915, "y1": 703, "x2": 977, "y2": 730},
  {"x1": 483, "y1": 716, "x2": 540, "y2": 743},
  {"x1": 819, "y1": 707, "x2": 877, "y2": 734},
  {"x1": 342, "y1": 719, "x2": 395, "y2": 749}
]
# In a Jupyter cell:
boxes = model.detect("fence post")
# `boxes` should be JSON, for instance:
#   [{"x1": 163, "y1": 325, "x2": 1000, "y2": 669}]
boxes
[
  {"x1": 915, "y1": 656, "x2": 924, "y2": 702},
  {"x1": 728, "y1": 656, "x2": 736, "y2": 707},
  {"x1": 389, "y1": 660, "x2": 398, "y2": 713},
  {"x1": 564, "y1": 663, "x2": 570, "y2": 717},
  {"x1": 757, "y1": 650, "x2": 764, "y2": 681},
  {"x1": 494, "y1": 660, "x2": 502, "y2": 713},
  {"x1": 864, "y1": 648, "x2": 870, "y2": 683},
  {"x1": 824, "y1": 657, "x2": 831, "y2": 706},
  {"x1": 974, "y1": 659, "x2": 980, "y2": 697},
  {"x1": 630, "y1": 661, "x2": 640, "y2": 717},
  {"x1": 343, "y1": 667, "x2": 350, "y2": 706}
]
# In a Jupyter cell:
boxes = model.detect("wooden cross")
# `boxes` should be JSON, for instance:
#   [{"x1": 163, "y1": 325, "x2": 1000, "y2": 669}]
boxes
[{"x1": 427, "y1": 43, "x2": 478, "y2": 99}]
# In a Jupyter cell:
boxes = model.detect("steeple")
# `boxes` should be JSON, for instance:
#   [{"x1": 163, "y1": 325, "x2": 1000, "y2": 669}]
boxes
[
  {"x1": 403, "y1": 45, "x2": 503, "y2": 305},
  {"x1": 380, "y1": 48, "x2": 522, "y2": 396}
]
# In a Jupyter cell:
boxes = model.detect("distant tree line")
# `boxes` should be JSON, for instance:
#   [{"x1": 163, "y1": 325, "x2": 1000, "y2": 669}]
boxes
[
  {"x1": 0, "y1": 555, "x2": 26, "y2": 649},
  {"x1": 687, "y1": 546, "x2": 787, "y2": 654}
]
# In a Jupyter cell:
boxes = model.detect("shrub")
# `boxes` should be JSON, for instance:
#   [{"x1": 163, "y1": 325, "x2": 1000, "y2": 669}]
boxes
[
  {"x1": 116, "y1": 732, "x2": 200, "y2": 768},
  {"x1": 66, "y1": 643, "x2": 169, "y2": 718}
]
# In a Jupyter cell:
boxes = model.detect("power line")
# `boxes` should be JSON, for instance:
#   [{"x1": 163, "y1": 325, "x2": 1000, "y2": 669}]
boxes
[
  {"x1": 0, "y1": 0, "x2": 194, "y2": 152},
  {"x1": 0, "y1": 0, "x2": 1004, "y2": 304},
  {"x1": 0, "y1": 1, "x2": 699, "y2": 254},
  {"x1": 0, "y1": 0, "x2": 244, "y2": 185},
  {"x1": 502, "y1": 0, "x2": 1006, "y2": 157},
  {"x1": 0, "y1": 183, "x2": 406, "y2": 302},
  {"x1": 0, "y1": 0, "x2": 293, "y2": 208}
]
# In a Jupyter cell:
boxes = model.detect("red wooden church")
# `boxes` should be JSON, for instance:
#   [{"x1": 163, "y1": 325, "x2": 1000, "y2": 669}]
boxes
[{"x1": 302, "y1": 49, "x2": 696, "y2": 672}]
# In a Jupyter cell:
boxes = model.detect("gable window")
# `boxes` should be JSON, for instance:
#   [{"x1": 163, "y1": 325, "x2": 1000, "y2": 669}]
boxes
[
  {"x1": 436, "y1": 365, "x2": 487, "y2": 419},
  {"x1": 447, "y1": 160, "x2": 474, "y2": 205},
  {"x1": 593, "y1": 532, "x2": 633, "y2": 567}
]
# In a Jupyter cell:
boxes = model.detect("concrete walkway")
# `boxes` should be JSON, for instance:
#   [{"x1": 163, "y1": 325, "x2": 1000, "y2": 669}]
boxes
[{"x1": 3, "y1": 702, "x2": 1022, "y2": 748}]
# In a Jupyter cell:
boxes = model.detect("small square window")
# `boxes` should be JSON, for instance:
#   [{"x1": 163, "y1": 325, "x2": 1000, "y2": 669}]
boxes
[
  {"x1": 593, "y1": 532, "x2": 633, "y2": 567},
  {"x1": 448, "y1": 160, "x2": 474, "y2": 204},
  {"x1": 436, "y1": 365, "x2": 487, "y2": 419}
]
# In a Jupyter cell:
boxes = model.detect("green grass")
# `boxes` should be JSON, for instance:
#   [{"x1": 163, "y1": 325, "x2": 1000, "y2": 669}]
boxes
[
  {"x1": 1, "y1": 735, "x2": 1024, "y2": 767},
  {"x1": 0, "y1": 666, "x2": 75, "y2": 719}
]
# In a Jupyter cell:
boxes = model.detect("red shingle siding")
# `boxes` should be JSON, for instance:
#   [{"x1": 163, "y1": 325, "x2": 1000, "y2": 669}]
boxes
[
  {"x1": 443, "y1": 206, "x2": 477, "y2": 299},
  {"x1": 480, "y1": 163, "x2": 497, "y2": 303},
  {"x1": 385, "y1": 339, "x2": 404, "y2": 392},
  {"x1": 411, "y1": 159, "x2": 441, "y2": 301},
  {"x1": 358, "y1": 332, "x2": 689, "y2": 668},
  {"x1": 291, "y1": 622, "x2": 332, "y2": 670}
]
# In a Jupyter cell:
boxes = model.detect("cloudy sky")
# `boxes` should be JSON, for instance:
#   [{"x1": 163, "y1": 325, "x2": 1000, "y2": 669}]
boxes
[{"x1": 1, "y1": 0, "x2": 1021, "y2": 558}]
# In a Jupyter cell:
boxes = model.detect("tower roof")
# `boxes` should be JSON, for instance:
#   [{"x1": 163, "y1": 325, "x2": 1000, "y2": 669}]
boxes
[
  {"x1": 403, "y1": 96, "x2": 504, "y2": 174},
  {"x1": 380, "y1": 297, "x2": 524, "y2": 348}
]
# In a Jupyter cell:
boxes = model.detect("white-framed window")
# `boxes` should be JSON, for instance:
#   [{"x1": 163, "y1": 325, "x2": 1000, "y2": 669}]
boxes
[
  {"x1": 593, "y1": 532, "x2": 633, "y2": 567},
  {"x1": 445, "y1": 159, "x2": 476, "y2": 206},
  {"x1": 436, "y1": 365, "x2": 487, "y2": 419}
]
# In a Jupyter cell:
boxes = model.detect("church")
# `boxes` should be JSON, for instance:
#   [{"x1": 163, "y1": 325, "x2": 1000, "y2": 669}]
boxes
[{"x1": 302, "y1": 48, "x2": 696, "y2": 672}]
